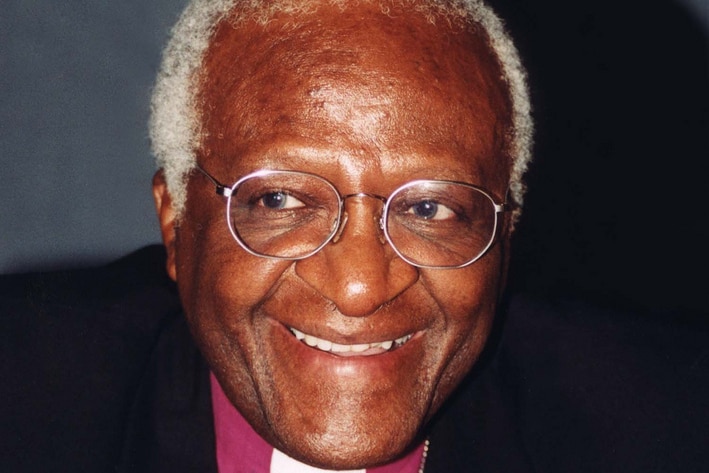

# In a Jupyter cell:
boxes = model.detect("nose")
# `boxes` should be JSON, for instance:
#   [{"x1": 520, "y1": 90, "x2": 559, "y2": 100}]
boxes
[{"x1": 295, "y1": 198, "x2": 419, "y2": 317}]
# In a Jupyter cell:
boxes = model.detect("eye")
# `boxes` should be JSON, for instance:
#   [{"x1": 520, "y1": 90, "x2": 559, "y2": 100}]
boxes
[
  {"x1": 259, "y1": 192, "x2": 305, "y2": 210},
  {"x1": 407, "y1": 200, "x2": 456, "y2": 220}
]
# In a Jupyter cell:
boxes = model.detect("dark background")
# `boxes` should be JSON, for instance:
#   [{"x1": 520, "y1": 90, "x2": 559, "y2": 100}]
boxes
[
  {"x1": 492, "y1": 0, "x2": 709, "y2": 315},
  {"x1": 2, "y1": 0, "x2": 707, "y2": 315}
]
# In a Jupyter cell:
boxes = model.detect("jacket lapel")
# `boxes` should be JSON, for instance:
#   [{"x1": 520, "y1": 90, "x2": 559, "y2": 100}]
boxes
[{"x1": 118, "y1": 314, "x2": 217, "y2": 473}]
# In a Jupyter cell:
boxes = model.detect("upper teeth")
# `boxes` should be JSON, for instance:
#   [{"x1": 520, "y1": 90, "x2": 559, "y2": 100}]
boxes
[{"x1": 289, "y1": 327, "x2": 412, "y2": 354}]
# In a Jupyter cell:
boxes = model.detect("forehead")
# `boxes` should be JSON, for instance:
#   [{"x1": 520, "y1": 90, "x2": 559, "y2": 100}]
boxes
[{"x1": 197, "y1": 2, "x2": 512, "y2": 187}]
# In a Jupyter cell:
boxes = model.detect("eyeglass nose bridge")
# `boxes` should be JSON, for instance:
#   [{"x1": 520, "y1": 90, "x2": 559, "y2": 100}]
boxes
[{"x1": 331, "y1": 192, "x2": 388, "y2": 245}]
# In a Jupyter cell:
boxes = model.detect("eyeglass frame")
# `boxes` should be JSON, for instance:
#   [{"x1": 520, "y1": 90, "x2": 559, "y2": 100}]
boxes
[{"x1": 195, "y1": 165, "x2": 511, "y2": 269}]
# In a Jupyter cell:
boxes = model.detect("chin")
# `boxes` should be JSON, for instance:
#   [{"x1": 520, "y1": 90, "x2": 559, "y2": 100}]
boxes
[{"x1": 277, "y1": 429, "x2": 420, "y2": 470}]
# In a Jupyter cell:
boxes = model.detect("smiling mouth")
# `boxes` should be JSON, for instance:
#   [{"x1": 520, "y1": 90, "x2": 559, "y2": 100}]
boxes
[{"x1": 288, "y1": 327, "x2": 413, "y2": 356}]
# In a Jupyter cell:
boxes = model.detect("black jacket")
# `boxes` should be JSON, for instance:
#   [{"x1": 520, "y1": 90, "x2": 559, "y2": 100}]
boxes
[{"x1": 2, "y1": 246, "x2": 707, "y2": 472}]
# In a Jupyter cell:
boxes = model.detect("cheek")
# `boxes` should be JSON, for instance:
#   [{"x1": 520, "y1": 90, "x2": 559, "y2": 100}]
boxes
[
  {"x1": 173, "y1": 214, "x2": 296, "y2": 424},
  {"x1": 426, "y1": 250, "x2": 503, "y2": 327},
  {"x1": 422, "y1": 250, "x2": 504, "y2": 408},
  {"x1": 173, "y1": 203, "x2": 290, "y2": 360},
  {"x1": 175, "y1": 191, "x2": 279, "y2": 312}
]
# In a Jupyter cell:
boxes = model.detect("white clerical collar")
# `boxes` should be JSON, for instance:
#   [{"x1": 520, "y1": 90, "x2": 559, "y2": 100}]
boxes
[{"x1": 271, "y1": 448, "x2": 365, "y2": 473}]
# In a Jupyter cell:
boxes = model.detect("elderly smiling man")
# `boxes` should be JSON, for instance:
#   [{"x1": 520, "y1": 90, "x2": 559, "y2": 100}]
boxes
[
  {"x1": 2, "y1": 0, "x2": 708, "y2": 472},
  {"x1": 150, "y1": 0, "x2": 529, "y2": 469}
]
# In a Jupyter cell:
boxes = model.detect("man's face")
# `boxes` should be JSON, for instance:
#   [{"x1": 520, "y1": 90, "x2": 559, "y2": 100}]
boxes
[{"x1": 156, "y1": 3, "x2": 512, "y2": 469}]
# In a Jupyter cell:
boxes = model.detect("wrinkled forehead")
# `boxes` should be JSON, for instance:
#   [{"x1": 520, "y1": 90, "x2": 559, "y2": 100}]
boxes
[{"x1": 196, "y1": 2, "x2": 513, "y2": 180}]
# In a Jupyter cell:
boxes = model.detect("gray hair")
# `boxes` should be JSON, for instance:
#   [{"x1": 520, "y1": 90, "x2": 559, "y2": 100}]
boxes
[{"x1": 149, "y1": 0, "x2": 533, "y2": 223}]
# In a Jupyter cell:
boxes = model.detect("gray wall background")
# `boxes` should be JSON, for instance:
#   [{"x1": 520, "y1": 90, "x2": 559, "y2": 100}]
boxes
[
  {"x1": 1, "y1": 0, "x2": 708, "y2": 315},
  {"x1": 1, "y1": 0, "x2": 188, "y2": 272}
]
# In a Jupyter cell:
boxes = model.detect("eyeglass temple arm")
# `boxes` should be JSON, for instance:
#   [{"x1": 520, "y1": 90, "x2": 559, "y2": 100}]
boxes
[
  {"x1": 497, "y1": 187, "x2": 516, "y2": 213},
  {"x1": 195, "y1": 165, "x2": 232, "y2": 197}
]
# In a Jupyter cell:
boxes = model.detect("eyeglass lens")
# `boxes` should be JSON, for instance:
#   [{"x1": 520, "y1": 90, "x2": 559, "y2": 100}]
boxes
[{"x1": 227, "y1": 172, "x2": 497, "y2": 268}]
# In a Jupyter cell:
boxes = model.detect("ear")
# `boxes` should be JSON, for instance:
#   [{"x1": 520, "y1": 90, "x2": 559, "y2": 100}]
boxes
[{"x1": 152, "y1": 170, "x2": 178, "y2": 281}]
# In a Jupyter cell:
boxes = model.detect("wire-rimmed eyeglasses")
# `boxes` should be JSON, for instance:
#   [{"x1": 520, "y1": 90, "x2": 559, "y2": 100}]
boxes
[{"x1": 196, "y1": 165, "x2": 509, "y2": 269}]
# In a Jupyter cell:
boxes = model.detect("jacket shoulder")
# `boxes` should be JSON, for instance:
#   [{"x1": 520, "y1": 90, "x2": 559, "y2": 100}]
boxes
[
  {"x1": 427, "y1": 293, "x2": 709, "y2": 473},
  {"x1": 0, "y1": 245, "x2": 182, "y2": 472},
  {"x1": 500, "y1": 293, "x2": 709, "y2": 472}
]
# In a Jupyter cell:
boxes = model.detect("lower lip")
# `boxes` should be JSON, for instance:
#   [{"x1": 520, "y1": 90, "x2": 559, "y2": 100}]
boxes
[{"x1": 271, "y1": 321, "x2": 423, "y2": 379}]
